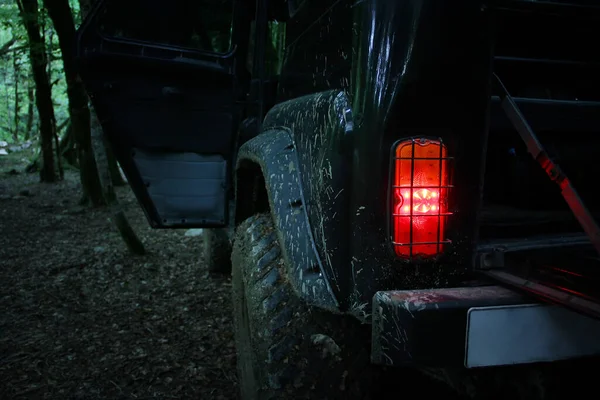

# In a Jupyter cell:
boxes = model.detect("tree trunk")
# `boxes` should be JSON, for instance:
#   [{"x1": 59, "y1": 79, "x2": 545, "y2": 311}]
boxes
[
  {"x1": 106, "y1": 143, "x2": 125, "y2": 186},
  {"x1": 79, "y1": 0, "x2": 146, "y2": 255},
  {"x1": 77, "y1": 0, "x2": 145, "y2": 255},
  {"x1": 46, "y1": 28, "x2": 53, "y2": 83},
  {"x1": 18, "y1": 0, "x2": 58, "y2": 183},
  {"x1": 113, "y1": 210, "x2": 146, "y2": 255},
  {"x1": 13, "y1": 53, "x2": 20, "y2": 141},
  {"x1": 26, "y1": 118, "x2": 73, "y2": 173},
  {"x1": 43, "y1": 0, "x2": 105, "y2": 205},
  {"x1": 58, "y1": 120, "x2": 77, "y2": 167},
  {"x1": 79, "y1": 0, "x2": 125, "y2": 188},
  {"x1": 90, "y1": 107, "x2": 116, "y2": 204},
  {"x1": 0, "y1": 37, "x2": 17, "y2": 56},
  {"x1": 2, "y1": 61, "x2": 11, "y2": 137},
  {"x1": 25, "y1": 79, "x2": 34, "y2": 140},
  {"x1": 25, "y1": 119, "x2": 74, "y2": 173},
  {"x1": 53, "y1": 115, "x2": 64, "y2": 179}
]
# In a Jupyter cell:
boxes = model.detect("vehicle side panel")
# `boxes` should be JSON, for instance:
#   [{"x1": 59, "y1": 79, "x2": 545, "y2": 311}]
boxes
[
  {"x1": 270, "y1": 0, "x2": 493, "y2": 314},
  {"x1": 347, "y1": 0, "x2": 494, "y2": 309},
  {"x1": 277, "y1": 0, "x2": 353, "y2": 102}
]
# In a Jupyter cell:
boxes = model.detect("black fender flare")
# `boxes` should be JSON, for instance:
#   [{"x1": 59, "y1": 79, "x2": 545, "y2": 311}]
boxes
[{"x1": 234, "y1": 129, "x2": 339, "y2": 312}]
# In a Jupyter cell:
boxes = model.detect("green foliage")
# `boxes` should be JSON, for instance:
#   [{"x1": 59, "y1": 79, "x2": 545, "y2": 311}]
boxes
[{"x1": 0, "y1": 0, "x2": 80, "y2": 143}]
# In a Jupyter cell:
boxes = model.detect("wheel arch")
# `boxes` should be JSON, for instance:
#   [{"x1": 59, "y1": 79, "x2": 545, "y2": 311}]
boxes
[{"x1": 234, "y1": 128, "x2": 339, "y2": 311}]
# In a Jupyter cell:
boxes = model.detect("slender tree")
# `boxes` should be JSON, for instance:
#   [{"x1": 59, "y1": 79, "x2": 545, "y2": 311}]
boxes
[
  {"x1": 78, "y1": 0, "x2": 125, "y2": 188},
  {"x1": 0, "y1": 37, "x2": 17, "y2": 56},
  {"x1": 77, "y1": 0, "x2": 145, "y2": 253},
  {"x1": 17, "y1": 0, "x2": 58, "y2": 182},
  {"x1": 13, "y1": 50, "x2": 20, "y2": 141},
  {"x1": 43, "y1": 0, "x2": 105, "y2": 204},
  {"x1": 24, "y1": 73, "x2": 35, "y2": 139}
]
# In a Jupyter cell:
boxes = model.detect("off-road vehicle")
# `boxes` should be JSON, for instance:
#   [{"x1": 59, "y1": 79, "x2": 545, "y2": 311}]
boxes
[{"x1": 76, "y1": 0, "x2": 600, "y2": 398}]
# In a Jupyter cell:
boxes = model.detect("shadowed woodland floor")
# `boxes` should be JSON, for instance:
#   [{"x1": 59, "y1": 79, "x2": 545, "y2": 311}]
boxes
[
  {"x1": 6, "y1": 153, "x2": 590, "y2": 400},
  {"x1": 0, "y1": 155, "x2": 466, "y2": 400},
  {"x1": 0, "y1": 155, "x2": 237, "y2": 399}
]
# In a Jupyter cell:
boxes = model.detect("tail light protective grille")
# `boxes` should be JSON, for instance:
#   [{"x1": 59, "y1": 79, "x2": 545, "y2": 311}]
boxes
[{"x1": 388, "y1": 137, "x2": 454, "y2": 260}]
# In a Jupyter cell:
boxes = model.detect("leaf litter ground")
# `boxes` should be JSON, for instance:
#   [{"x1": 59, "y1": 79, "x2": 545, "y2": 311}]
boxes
[
  {"x1": 4, "y1": 154, "x2": 591, "y2": 400},
  {"x1": 0, "y1": 156, "x2": 237, "y2": 400}
]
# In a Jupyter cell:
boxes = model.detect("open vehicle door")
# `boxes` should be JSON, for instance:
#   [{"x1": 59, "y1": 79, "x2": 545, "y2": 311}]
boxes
[{"x1": 75, "y1": 0, "x2": 248, "y2": 228}]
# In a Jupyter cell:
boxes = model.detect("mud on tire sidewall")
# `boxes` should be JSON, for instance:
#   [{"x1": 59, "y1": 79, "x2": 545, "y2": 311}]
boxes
[{"x1": 231, "y1": 214, "x2": 374, "y2": 400}]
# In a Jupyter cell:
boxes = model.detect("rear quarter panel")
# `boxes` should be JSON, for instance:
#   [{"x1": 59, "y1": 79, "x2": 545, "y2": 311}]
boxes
[{"x1": 271, "y1": 0, "x2": 494, "y2": 316}]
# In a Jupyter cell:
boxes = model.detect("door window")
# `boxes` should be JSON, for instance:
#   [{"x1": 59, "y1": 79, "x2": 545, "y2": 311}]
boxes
[
  {"x1": 246, "y1": 20, "x2": 287, "y2": 77},
  {"x1": 97, "y1": 0, "x2": 234, "y2": 54}
]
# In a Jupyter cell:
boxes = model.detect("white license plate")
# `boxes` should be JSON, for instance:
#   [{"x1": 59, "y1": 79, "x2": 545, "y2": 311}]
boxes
[{"x1": 465, "y1": 303, "x2": 600, "y2": 368}]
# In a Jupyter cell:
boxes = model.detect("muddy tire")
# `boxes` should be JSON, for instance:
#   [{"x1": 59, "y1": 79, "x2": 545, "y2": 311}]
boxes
[
  {"x1": 231, "y1": 213, "x2": 374, "y2": 400},
  {"x1": 204, "y1": 228, "x2": 232, "y2": 274}
]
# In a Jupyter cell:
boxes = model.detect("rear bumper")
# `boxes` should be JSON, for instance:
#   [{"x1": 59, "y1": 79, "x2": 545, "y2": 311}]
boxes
[{"x1": 371, "y1": 285, "x2": 600, "y2": 368}]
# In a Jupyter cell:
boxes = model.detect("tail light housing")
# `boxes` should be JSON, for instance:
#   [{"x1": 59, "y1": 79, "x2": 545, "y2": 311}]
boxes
[{"x1": 390, "y1": 137, "x2": 453, "y2": 259}]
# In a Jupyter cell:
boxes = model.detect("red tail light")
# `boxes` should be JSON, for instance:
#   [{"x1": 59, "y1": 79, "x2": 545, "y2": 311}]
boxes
[{"x1": 391, "y1": 138, "x2": 452, "y2": 259}]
